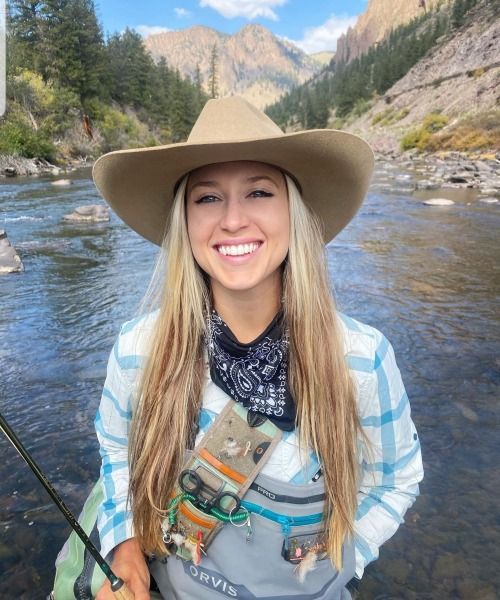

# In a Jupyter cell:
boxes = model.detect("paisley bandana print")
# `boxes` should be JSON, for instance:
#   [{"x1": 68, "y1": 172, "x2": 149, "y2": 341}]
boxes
[{"x1": 206, "y1": 310, "x2": 296, "y2": 431}]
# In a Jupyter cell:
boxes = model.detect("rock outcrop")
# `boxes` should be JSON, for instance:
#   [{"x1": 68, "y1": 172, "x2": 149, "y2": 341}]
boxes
[
  {"x1": 0, "y1": 231, "x2": 24, "y2": 274},
  {"x1": 63, "y1": 205, "x2": 110, "y2": 223},
  {"x1": 336, "y1": 0, "x2": 453, "y2": 64},
  {"x1": 144, "y1": 24, "x2": 322, "y2": 108}
]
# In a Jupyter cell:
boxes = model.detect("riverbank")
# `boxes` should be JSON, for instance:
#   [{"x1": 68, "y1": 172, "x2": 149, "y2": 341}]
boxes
[
  {"x1": 372, "y1": 149, "x2": 500, "y2": 200},
  {"x1": 1, "y1": 150, "x2": 498, "y2": 204},
  {"x1": 0, "y1": 155, "x2": 92, "y2": 178}
]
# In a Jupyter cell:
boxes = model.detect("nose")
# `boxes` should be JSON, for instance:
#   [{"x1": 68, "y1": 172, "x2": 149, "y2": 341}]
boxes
[{"x1": 219, "y1": 196, "x2": 250, "y2": 232}]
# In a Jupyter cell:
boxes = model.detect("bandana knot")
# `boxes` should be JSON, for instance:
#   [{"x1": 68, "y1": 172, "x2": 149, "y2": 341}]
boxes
[{"x1": 206, "y1": 311, "x2": 295, "y2": 431}]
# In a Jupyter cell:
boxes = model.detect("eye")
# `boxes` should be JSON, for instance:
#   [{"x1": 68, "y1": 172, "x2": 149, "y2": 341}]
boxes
[
  {"x1": 249, "y1": 189, "x2": 273, "y2": 198},
  {"x1": 194, "y1": 194, "x2": 220, "y2": 204}
]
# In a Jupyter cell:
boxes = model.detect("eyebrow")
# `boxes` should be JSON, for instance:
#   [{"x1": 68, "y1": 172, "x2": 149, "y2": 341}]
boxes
[
  {"x1": 189, "y1": 180, "x2": 218, "y2": 192},
  {"x1": 189, "y1": 174, "x2": 280, "y2": 193}
]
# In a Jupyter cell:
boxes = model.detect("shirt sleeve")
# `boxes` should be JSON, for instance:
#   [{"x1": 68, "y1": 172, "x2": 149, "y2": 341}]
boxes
[
  {"x1": 94, "y1": 335, "x2": 135, "y2": 561},
  {"x1": 353, "y1": 329, "x2": 424, "y2": 579}
]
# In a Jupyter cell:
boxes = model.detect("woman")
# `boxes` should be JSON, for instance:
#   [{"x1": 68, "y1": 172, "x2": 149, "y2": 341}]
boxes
[{"x1": 93, "y1": 96, "x2": 423, "y2": 600}]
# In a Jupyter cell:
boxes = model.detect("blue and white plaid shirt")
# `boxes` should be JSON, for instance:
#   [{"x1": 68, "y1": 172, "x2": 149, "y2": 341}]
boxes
[{"x1": 95, "y1": 311, "x2": 423, "y2": 578}]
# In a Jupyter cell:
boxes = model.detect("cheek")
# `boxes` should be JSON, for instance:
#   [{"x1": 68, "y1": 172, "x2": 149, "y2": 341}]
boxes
[
  {"x1": 266, "y1": 205, "x2": 290, "y2": 254},
  {"x1": 186, "y1": 213, "x2": 204, "y2": 258}
]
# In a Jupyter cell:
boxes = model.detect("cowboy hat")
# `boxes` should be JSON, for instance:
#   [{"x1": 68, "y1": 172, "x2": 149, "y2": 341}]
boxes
[{"x1": 92, "y1": 96, "x2": 374, "y2": 245}]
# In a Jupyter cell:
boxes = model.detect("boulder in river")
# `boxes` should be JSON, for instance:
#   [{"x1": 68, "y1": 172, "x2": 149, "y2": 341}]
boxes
[
  {"x1": 0, "y1": 231, "x2": 24, "y2": 274},
  {"x1": 63, "y1": 204, "x2": 110, "y2": 223},
  {"x1": 448, "y1": 174, "x2": 470, "y2": 184},
  {"x1": 423, "y1": 198, "x2": 455, "y2": 206},
  {"x1": 51, "y1": 179, "x2": 72, "y2": 186},
  {"x1": 479, "y1": 197, "x2": 498, "y2": 204}
]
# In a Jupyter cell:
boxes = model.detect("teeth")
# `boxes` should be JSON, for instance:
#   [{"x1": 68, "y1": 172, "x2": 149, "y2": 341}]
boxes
[{"x1": 218, "y1": 243, "x2": 260, "y2": 256}]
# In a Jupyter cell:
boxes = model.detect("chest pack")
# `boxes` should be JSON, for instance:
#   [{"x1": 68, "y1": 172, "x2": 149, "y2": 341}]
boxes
[{"x1": 162, "y1": 400, "x2": 283, "y2": 562}]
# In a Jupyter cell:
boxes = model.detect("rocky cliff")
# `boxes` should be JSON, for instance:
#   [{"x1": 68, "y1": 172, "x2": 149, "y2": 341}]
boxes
[
  {"x1": 336, "y1": 0, "x2": 453, "y2": 64},
  {"x1": 144, "y1": 24, "x2": 322, "y2": 109}
]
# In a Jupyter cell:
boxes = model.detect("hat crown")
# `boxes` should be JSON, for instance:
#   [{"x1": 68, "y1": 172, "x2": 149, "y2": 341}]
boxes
[{"x1": 187, "y1": 96, "x2": 284, "y2": 144}]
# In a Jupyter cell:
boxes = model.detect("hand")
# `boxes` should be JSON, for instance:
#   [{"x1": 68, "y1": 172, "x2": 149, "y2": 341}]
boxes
[{"x1": 96, "y1": 538, "x2": 151, "y2": 600}]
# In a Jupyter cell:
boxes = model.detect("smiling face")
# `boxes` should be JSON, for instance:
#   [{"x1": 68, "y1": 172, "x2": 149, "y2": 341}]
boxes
[{"x1": 186, "y1": 161, "x2": 290, "y2": 305}]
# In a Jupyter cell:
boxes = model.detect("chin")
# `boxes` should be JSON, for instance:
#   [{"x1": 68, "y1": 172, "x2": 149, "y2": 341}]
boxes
[{"x1": 211, "y1": 271, "x2": 267, "y2": 294}]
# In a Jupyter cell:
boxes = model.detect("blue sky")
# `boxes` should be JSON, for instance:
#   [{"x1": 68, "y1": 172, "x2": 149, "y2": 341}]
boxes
[{"x1": 96, "y1": 0, "x2": 369, "y2": 53}]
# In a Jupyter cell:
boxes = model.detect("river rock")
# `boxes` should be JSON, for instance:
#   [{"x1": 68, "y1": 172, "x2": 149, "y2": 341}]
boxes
[
  {"x1": 454, "y1": 401, "x2": 479, "y2": 422},
  {"x1": 4, "y1": 167, "x2": 17, "y2": 177},
  {"x1": 51, "y1": 178, "x2": 72, "y2": 186},
  {"x1": 423, "y1": 198, "x2": 455, "y2": 206},
  {"x1": 415, "y1": 180, "x2": 441, "y2": 190},
  {"x1": 0, "y1": 231, "x2": 24, "y2": 274},
  {"x1": 479, "y1": 197, "x2": 498, "y2": 204},
  {"x1": 448, "y1": 174, "x2": 469, "y2": 184},
  {"x1": 63, "y1": 204, "x2": 110, "y2": 223}
]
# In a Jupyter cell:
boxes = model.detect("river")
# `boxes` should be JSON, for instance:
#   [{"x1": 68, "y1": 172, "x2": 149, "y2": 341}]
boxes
[{"x1": 0, "y1": 164, "x2": 498, "y2": 599}]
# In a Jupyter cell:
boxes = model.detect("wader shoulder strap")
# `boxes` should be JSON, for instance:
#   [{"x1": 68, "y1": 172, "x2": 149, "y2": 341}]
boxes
[{"x1": 164, "y1": 401, "x2": 283, "y2": 560}]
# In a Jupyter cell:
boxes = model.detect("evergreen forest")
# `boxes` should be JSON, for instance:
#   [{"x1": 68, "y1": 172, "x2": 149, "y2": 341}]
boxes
[{"x1": 1, "y1": 0, "x2": 208, "y2": 161}]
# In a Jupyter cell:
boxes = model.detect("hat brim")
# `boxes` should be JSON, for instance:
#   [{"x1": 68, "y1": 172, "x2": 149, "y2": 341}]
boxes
[{"x1": 92, "y1": 130, "x2": 374, "y2": 246}]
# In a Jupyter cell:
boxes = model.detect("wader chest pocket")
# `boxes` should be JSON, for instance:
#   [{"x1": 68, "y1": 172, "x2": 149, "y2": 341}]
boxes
[{"x1": 281, "y1": 530, "x2": 328, "y2": 563}]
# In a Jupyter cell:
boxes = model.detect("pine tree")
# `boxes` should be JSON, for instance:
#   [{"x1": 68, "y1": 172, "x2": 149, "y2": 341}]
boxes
[
  {"x1": 105, "y1": 28, "x2": 155, "y2": 109},
  {"x1": 193, "y1": 63, "x2": 204, "y2": 107},
  {"x1": 7, "y1": 0, "x2": 43, "y2": 71},
  {"x1": 38, "y1": 0, "x2": 106, "y2": 105},
  {"x1": 208, "y1": 43, "x2": 219, "y2": 99},
  {"x1": 452, "y1": 0, "x2": 466, "y2": 27}
]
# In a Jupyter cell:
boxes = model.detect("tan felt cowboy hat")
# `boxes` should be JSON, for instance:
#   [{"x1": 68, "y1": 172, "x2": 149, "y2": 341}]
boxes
[{"x1": 93, "y1": 96, "x2": 375, "y2": 245}]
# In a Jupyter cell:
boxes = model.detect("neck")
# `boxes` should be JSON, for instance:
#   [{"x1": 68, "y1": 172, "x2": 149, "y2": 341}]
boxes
[{"x1": 211, "y1": 276, "x2": 282, "y2": 343}]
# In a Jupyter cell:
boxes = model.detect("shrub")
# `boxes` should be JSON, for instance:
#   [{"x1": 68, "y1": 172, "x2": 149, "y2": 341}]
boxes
[
  {"x1": 372, "y1": 108, "x2": 394, "y2": 125},
  {"x1": 94, "y1": 104, "x2": 159, "y2": 152},
  {"x1": 0, "y1": 110, "x2": 56, "y2": 160},
  {"x1": 401, "y1": 127, "x2": 431, "y2": 151},
  {"x1": 371, "y1": 106, "x2": 409, "y2": 127},
  {"x1": 401, "y1": 109, "x2": 500, "y2": 153},
  {"x1": 394, "y1": 107, "x2": 410, "y2": 121},
  {"x1": 400, "y1": 112, "x2": 449, "y2": 151},
  {"x1": 422, "y1": 112, "x2": 449, "y2": 133},
  {"x1": 468, "y1": 67, "x2": 485, "y2": 78},
  {"x1": 352, "y1": 98, "x2": 372, "y2": 118}
]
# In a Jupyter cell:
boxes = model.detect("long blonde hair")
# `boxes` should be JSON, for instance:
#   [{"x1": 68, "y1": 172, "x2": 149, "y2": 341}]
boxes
[{"x1": 128, "y1": 171, "x2": 360, "y2": 569}]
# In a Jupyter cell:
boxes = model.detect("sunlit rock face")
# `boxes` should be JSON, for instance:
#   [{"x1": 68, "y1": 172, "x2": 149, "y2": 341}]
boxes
[
  {"x1": 144, "y1": 24, "x2": 324, "y2": 109},
  {"x1": 336, "y1": 0, "x2": 453, "y2": 64}
]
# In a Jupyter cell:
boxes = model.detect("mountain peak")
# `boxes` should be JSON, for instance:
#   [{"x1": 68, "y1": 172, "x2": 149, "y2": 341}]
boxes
[
  {"x1": 143, "y1": 24, "x2": 321, "y2": 109},
  {"x1": 238, "y1": 23, "x2": 269, "y2": 33}
]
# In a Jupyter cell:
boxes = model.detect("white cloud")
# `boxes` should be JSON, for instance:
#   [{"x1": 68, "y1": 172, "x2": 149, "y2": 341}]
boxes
[
  {"x1": 174, "y1": 7, "x2": 192, "y2": 18},
  {"x1": 199, "y1": 0, "x2": 287, "y2": 21},
  {"x1": 291, "y1": 14, "x2": 357, "y2": 54},
  {"x1": 135, "y1": 25, "x2": 171, "y2": 37}
]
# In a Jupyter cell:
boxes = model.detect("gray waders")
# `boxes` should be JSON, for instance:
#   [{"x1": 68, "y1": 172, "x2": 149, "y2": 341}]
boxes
[{"x1": 150, "y1": 471, "x2": 355, "y2": 599}]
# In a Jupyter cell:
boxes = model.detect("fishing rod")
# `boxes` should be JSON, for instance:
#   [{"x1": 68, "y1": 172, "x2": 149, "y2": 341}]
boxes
[{"x1": 0, "y1": 411, "x2": 134, "y2": 600}]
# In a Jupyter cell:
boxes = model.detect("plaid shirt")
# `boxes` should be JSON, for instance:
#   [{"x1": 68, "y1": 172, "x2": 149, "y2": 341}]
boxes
[{"x1": 95, "y1": 311, "x2": 423, "y2": 578}]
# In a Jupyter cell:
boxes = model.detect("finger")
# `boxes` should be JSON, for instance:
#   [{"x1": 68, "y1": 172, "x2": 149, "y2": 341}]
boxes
[{"x1": 95, "y1": 581, "x2": 113, "y2": 600}]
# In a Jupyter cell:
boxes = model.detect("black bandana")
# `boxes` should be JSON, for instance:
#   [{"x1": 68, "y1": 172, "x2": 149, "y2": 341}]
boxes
[{"x1": 206, "y1": 310, "x2": 296, "y2": 431}]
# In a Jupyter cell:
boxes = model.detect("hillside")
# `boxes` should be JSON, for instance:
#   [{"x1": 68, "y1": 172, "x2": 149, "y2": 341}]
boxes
[
  {"x1": 266, "y1": 0, "x2": 499, "y2": 155},
  {"x1": 144, "y1": 24, "x2": 323, "y2": 108},
  {"x1": 345, "y1": 0, "x2": 500, "y2": 155},
  {"x1": 336, "y1": 0, "x2": 453, "y2": 64}
]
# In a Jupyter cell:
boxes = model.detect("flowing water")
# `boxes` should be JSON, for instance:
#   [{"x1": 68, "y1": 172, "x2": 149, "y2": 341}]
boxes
[{"x1": 0, "y1": 166, "x2": 498, "y2": 599}]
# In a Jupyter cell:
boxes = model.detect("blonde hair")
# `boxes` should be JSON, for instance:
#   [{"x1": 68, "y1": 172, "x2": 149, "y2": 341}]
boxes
[{"x1": 128, "y1": 171, "x2": 359, "y2": 569}]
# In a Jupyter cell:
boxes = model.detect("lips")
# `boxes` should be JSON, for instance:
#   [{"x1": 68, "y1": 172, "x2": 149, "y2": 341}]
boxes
[{"x1": 215, "y1": 242, "x2": 262, "y2": 256}]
